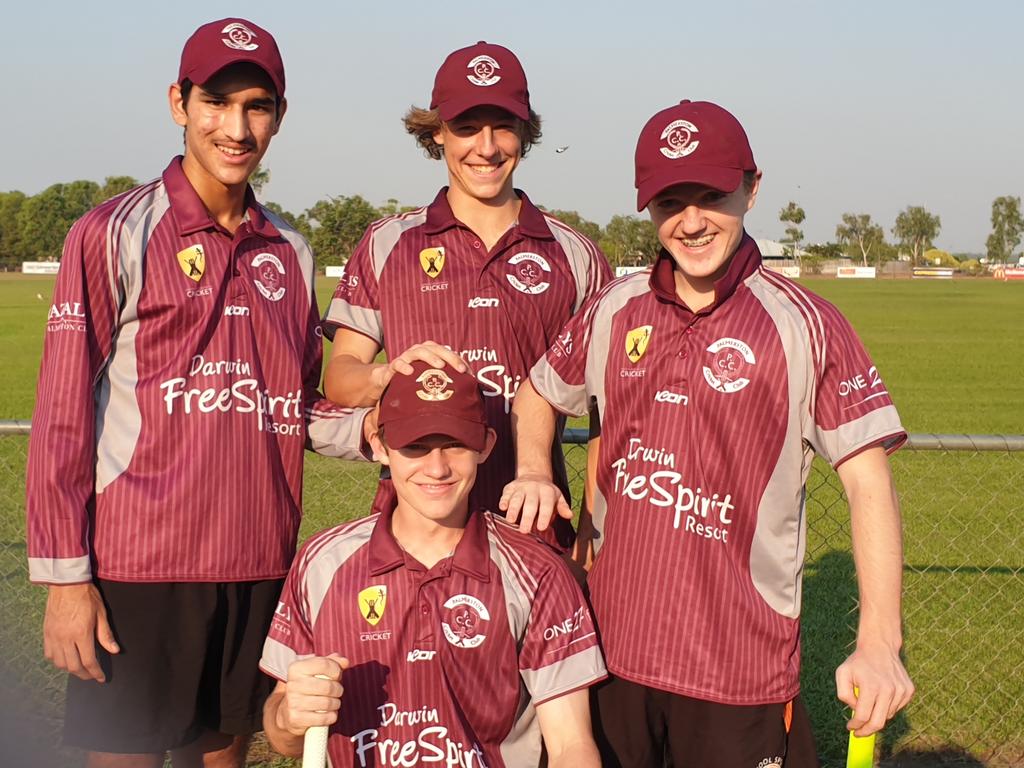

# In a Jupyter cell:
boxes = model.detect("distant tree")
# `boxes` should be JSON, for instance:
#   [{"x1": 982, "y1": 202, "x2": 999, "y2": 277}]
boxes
[
  {"x1": 377, "y1": 198, "x2": 418, "y2": 216},
  {"x1": 0, "y1": 191, "x2": 27, "y2": 269},
  {"x1": 599, "y1": 215, "x2": 659, "y2": 267},
  {"x1": 250, "y1": 165, "x2": 271, "y2": 195},
  {"x1": 304, "y1": 195, "x2": 380, "y2": 266},
  {"x1": 16, "y1": 181, "x2": 99, "y2": 261},
  {"x1": 543, "y1": 209, "x2": 603, "y2": 244},
  {"x1": 93, "y1": 176, "x2": 138, "y2": 205},
  {"x1": 835, "y1": 213, "x2": 885, "y2": 267},
  {"x1": 778, "y1": 201, "x2": 805, "y2": 262},
  {"x1": 985, "y1": 195, "x2": 1023, "y2": 265},
  {"x1": 922, "y1": 248, "x2": 957, "y2": 268},
  {"x1": 893, "y1": 206, "x2": 940, "y2": 267}
]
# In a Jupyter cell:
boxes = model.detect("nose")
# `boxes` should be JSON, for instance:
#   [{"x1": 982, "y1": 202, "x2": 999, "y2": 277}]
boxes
[
  {"x1": 476, "y1": 125, "x2": 497, "y2": 157},
  {"x1": 421, "y1": 448, "x2": 451, "y2": 479},
  {"x1": 222, "y1": 104, "x2": 250, "y2": 142},
  {"x1": 677, "y1": 204, "x2": 706, "y2": 234}
]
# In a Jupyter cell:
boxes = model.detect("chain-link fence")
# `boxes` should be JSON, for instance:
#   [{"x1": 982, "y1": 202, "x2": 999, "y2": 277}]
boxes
[{"x1": 2, "y1": 422, "x2": 1022, "y2": 767}]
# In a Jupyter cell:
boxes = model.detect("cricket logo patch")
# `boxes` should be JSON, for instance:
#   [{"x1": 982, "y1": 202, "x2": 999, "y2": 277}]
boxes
[
  {"x1": 467, "y1": 55, "x2": 501, "y2": 86},
  {"x1": 221, "y1": 22, "x2": 258, "y2": 51},
  {"x1": 416, "y1": 368, "x2": 454, "y2": 401},
  {"x1": 359, "y1": 586, "x2": 388, "y2": 626},
  {"x1": 176, "y1": 245, "x2": 206, "y2": 283},
  {"x1": 252, "y1": 252, "x2": 286, "y2": 302},
  {"x1": 703, "y1": 337, "x2": 755, "y2": 393},
  {"x1": 625, "y1": 325, "x2": 653, "y2": 364},
  {"x1": 419, "y1": 247, "x2": 446, "y2": 278},
  {"x1": 506, "y1": 252, "x2": 551, "y2": 294},
  {"x1": 442, "y1": 594, "x2": 490, "y2": 648},
  {"x1": 660, "y1": 119, "x2": 700, "y2": 159}
]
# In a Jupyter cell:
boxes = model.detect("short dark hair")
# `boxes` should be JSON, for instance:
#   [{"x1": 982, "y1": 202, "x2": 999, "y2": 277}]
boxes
[
  {"x1": 179, "y1": 73, "x2": 282, "y2": 117},
  {"x1": 742, "y1": 170, "x2": 757, "y2": 194},
  {"x1": 403, "y1": 105, "x2": 542, "y2": 160}
]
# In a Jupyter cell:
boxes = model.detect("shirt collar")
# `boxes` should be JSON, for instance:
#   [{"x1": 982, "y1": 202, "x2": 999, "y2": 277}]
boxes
[
  {"x1": 368, "y1": 503, "x2": 491, "y2": 582},
  {"x1": 423, "y1": 187, "x2": 553, "y2": 241},
  {"x1": 650, "y1": 232, "x2": 762, "y2": 314},
  {"x1": 162, "y1": 156, "x2": 279, "y2": 240}
]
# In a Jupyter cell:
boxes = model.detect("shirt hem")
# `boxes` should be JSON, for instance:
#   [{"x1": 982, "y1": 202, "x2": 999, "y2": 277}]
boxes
[
  {"x1": 607, "y1": 663, "x2": 799, "y2": 706},
  {"x1": 833, "y1": 430, "x2": 908, "y2": 469},
  {"x1": 94, "y1": 570, "x2": 290, "y2": 583}
]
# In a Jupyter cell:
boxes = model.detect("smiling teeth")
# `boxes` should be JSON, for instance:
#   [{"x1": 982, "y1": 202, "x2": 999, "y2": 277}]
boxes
[
  {"x1": 681, "y1": 234, "x2": 715, "y2": 247},
  {"x1": 218, "y1": 146, "x2": 246, "y2": 156},
  {"x1": 469, "y1": 165, "x2": 498, "y2": 174}
]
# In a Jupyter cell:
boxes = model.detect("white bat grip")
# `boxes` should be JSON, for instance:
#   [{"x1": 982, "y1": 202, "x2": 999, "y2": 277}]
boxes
[{"x1": 302, "y1": 724, "x2": 329, "y2": 768}]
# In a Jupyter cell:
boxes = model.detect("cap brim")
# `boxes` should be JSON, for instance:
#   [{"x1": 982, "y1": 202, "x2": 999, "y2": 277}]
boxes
[
  {"x1": 636, "y1": 166, "x2": 744, "y2": 211},
  {"x1": 182, "y1": 57, "x2": 284, "y2": 99},
  {"x1": 380, "y1": 415, "x2": 488, "y2": 453},
  {"x1": 436, "y1": 94, "x2": 529, "y2": 121}
]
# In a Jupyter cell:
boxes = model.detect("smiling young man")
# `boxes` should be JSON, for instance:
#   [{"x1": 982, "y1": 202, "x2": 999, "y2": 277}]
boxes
[
  {"x1": 502, "y1": 100, "x2": 914, "y2": 766},
  {"x1": 261, "y1": 361, "x2": 606, "y2": 768},
  {"x1": 321, "y1": 42, "x2": 611, "y2": 551},
  {"x1": 25, "y1": 18, "x2": 365, "y2": 768}
]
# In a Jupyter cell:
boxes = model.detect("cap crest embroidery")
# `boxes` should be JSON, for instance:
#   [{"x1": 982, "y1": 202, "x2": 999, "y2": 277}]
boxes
[
  {"x1": 660, "y1": 119, "x2": 700, "y2": 159},
  {"x1": 221, "y1": 22, "x2": 258, "y2": 51},
  {"x1": 416, "y1": 369, "x2": 454, "y2": 401},
  {"x1": 467, "y1": 55, "x2": 501, "y2": 86}
]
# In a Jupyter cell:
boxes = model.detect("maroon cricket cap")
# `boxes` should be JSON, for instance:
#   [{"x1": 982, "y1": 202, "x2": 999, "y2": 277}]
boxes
[
  {"x1": 178, "y1": 18, "x2": 286, "y2": 99},
  {"x1": 430, "y1": 41, "x2": 530, "y2": 121},
  {"x1": 378, "y1": 361, "x2": 488, "y2": 452},
  {"x1": 634, "y1": 100, "x2": 756, "y2": 211}
]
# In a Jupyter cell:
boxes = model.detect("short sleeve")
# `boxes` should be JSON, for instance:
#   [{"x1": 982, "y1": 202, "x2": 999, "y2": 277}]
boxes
[
  {"x1": 529, "y1": 297, "x2": 600, "y2": 418},
  {"x1": 518, "y1": 560, "x2": 607, "y2": 704},
  {"x1": 810, "y1": 307, "x2": 907, "y2": 466},
  {"x1": 321, "y1": 225, "x2": 383, "y2": 344},
  {"x1": 260, "y1": 559, "x2": 316, "y2": 682}
]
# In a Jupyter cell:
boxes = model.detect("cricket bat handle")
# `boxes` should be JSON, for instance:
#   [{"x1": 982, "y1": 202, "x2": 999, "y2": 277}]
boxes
[
  {"x1": 302, "y1": 724, "x2": 329, "y2": 768},
  {"x1": 846, "y1": 687, "x2": 877, "y2": 768}
]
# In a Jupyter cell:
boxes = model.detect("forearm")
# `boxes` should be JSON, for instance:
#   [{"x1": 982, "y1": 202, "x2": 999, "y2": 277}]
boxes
[
  {"x1": 512, "y1": 381, "x2": 559, "y2": 479},
  {"x1": 548, "y1": 740, "x2": 601, "y2": 768},
  {"x1": 262, "y1": 689, "x2": 304, "y2": 758},
  {"x1": 323, "y1": 353, "x2": 386, "y2": 407}
]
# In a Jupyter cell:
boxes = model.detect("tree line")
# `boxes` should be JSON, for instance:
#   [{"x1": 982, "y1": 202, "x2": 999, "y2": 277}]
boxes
[
  {"x1": 776, "y1": 197, "x2": 1023, "y2": 273},
  {"x1": 2, "y1": 168, "x2": 1021, "y2": 271}
]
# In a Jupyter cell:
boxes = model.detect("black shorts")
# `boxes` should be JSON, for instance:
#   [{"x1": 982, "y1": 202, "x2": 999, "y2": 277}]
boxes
[
  {"x1": 592, "y1": 676, "x2": 820, "y2": 768},
  {"x1": 63, "y1": 579, "x2": 283, "y2": 754}
]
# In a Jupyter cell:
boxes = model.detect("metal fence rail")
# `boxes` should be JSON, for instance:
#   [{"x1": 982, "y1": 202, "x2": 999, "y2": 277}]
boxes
[{"x1": 2, "y1": 422, "x2": 1022, "y2": 767}]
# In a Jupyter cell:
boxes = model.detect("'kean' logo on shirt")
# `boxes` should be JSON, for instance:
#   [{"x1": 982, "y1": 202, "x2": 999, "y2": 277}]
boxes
[
  {"x1": 176, "y1": 245, "x2": 206, "y2": 283},
  {"x1": 359, "y1": 585, "x2": 388, "y2": 626},
  {"x1": 419, "y1": 247, "x2": 446, "y2": 278},
  {"x1": 625, "y1": 325, "x2": 653, "y2": 364}
]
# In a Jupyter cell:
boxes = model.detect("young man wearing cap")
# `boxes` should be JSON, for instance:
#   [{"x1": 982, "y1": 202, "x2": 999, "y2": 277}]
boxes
[
  {"x1": 25, "y1": 18, "x2": 365, "y2": 768},
  {"x1": 322, "y1": 41, "x2": 611, "y2": 551},
  {"x1": 260, "y1": 361, "x2": 606, "y2": 768},
  {"x1": 502, "y1": 100, "x2": 914, "y2": 765}
]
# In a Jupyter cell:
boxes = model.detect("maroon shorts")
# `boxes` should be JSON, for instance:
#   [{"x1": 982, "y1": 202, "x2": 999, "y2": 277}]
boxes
[
  {"x1": 592, "y1": 675, "x2": 820, "y2": 768},
  {"x1": 63, "y1": 579, "x2": 283, "y2": 754}
]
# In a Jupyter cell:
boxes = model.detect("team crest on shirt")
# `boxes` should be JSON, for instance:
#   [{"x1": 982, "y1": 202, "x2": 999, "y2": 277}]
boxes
[
  {"x1": 625, "y1": 325, "x2": 653, "y2": 364},
  {"x1": 251, "y1": 252, "x2": 286, "y2": 302},
  {"x1": 176, "y1": 245, "x2": 206, "y2": 283},
  {"x1": 660, "y1": 119, "x2": 700, "y2": 159},
  {"x1": 416, "y1": 369, "x2": 454, "y2": 401},
  {"x1": 467, "y1": 55, "x2": 501, "y2": 87},
  {"x1": 506, "y1": 252, "x2": 551, "y2": 295},
  {"x1": 359, "y1": 586, "x2": 388, "y2": 626},
  {"x1": 703, "y1": 337, "x2": 756, "y2": 393},
  {"x1": 441, "y1": 594, "x2": 490, "y2": 648},
  {"x1": 419, "y1": 247, "x2": 446, "y2": 278},
  {"x1": 221, "y1": 22, "x2": 258, "y2": 51}
]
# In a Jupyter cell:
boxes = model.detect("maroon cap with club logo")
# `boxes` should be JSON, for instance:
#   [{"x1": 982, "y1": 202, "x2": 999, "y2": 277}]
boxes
[
  {"x1": 178, "y1": 18, "x2": 286, "y2": 99},
  {"x1": 430, "y1": 41, "x2": 530, "y2": 121},
  {"x1": 634, "y1": 100, "x2": 756, "y2": 211},
  {"x1": 378, "y1": 361, "x2": 488, "y2": 452}
]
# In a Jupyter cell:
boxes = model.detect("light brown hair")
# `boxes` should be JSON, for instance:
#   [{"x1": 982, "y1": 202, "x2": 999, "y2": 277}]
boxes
[{"x1": 403, "y1": 106, "x2": 543, "y2": 160}]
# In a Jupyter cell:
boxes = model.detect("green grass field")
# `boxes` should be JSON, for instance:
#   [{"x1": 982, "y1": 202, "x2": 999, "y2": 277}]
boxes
[{"x1": 1, "y1": 273, "x2": 1022, "y2": 767}]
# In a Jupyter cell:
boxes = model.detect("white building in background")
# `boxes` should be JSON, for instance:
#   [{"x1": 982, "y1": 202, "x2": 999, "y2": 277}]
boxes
[{"x1": 755, "y1": 238, "x2": 812, "y2": 260}]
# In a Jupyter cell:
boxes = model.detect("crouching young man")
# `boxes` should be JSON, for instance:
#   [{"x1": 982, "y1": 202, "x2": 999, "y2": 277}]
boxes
[{"x1": 260, "y1": 361, "x2": 606, "y2": 767}]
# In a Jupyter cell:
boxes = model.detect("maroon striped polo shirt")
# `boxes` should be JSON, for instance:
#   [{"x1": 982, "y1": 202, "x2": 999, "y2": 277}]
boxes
[
  {"x1": 530, "y1": 235, "x2": 907, "y2": 705},
  {"x1": 323, "y1": 190, "x2": 611, "y2": 548},
  {"x1": 26, "y1": 157, "x2": 365, "y2": 585},
  {"x1": 260, "y1": 507, "x2": 607, "y2": 768}
]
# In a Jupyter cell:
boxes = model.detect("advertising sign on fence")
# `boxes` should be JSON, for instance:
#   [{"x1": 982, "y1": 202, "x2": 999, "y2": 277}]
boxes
[
  {"x1": 765, "y1": 265, "x2": 801, "y2": 278},
  {"x1": 21, "y1": 262, "x2": 60, "y2": 275},
  {"x1": 614, "y1": 266, "x2": 647, "y2": 278},
  {"x1": 325, "y1": 265, "x2": 345, "y2": 278},
  {"x1": 993, "y1": 267, "x2": 1024, "y2": 281},
  {"x1": 836, "y1": 266, "x2": 877, "y2": 279},
  {"x1": 913, "y1": 267, "x2": 954, "y2": 279}
]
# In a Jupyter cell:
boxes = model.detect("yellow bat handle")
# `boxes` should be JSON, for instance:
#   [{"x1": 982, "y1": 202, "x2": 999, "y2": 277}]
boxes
[{"x1": 846, "y1": 687, "x2": 877, "y2": 768}]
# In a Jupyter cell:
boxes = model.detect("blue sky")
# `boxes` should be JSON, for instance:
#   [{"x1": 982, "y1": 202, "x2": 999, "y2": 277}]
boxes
[{"x1": 3, "y1": 0, "x2": 1021, "y2": 253}]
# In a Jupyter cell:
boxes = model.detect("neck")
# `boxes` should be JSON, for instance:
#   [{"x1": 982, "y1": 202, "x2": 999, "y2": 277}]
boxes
[
  {"x1": 391, "y1": 503, "x2": 469, "y2": 569},
  {"x1": 446, "y1": 185, "x2": 521, "y2": 251},
  {"x1": 180, "y1": 154, "x2": 248, "y2": 234},
  {"x1": 673, "y1": 271, "x2": 717, "y2": 312}
]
